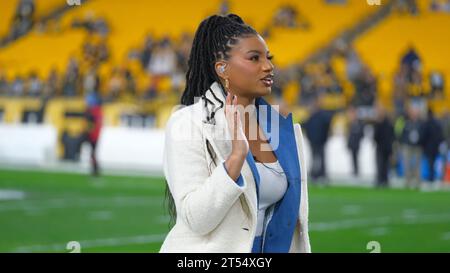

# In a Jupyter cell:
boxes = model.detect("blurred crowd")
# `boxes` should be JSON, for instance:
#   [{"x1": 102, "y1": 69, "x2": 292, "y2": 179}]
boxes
[
  {"x1": 300, "y1": 43, "x2": 449, "y2": 189},
  {"x1": 0, "y1": 0, "x2": 449, "y2": 183}
]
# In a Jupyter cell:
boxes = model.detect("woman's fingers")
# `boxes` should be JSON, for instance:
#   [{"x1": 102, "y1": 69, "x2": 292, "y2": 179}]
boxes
[{"x1": 225, "y1": 92, "x2": 231, "y2": 115}]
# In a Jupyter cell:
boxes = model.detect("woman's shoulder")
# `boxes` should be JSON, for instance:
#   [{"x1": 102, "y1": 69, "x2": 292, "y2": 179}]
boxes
[{"x1": 165, "y1": 102, "x2": 203, "y2": 136}]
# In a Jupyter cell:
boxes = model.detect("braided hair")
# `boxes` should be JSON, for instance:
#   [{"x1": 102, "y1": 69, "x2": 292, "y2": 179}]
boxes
[
  {"x1": 181, "y1": 14, "x2": 257, "y2": 106},
  {"x1": 165, "y1": 14, "x2": 257, "y2": 227}
]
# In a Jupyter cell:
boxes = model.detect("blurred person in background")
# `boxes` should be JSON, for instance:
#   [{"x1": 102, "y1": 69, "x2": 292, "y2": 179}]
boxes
[
  {"x1": 43, "y1": 68, "x2": 59, "y2": 98},
  {"x1": 429, "y1": 71, "x2": 444, "y2": 97},
  {"x1": 84, "y1": 79, "x2": 103, "y2": 176},
  {"x1": 0, "y1": 73, "x2": 8, "y2": 96},
  {"x1": 161, "y1": 14, "x2": 310, "y2": 253},
  {"x1": 303, "y1": 94, "x2": 333, "y2": 183},
  {"x1": 140, "y1": 33, "x2": 155, "y2": 70},
  {"x1": 26, "y1": 72, "x2": 43, "y2": 97},
  {"x1": 441, "y1": 110, "x2": 450, "y2": 182},
  {"x1": 419, "y1": 109, "x2": 444, "y2": 188},
  {"x1": 8, "y1": 0, "x2": 35, "y2": 41},
  {"x1": 105, "y1": 67, "x2": 124, "y2": 101},
  {"x1": 147, "y1": 37, "x2": 176, "y2": 76},
  {"x1": 10, "y1": 76, "x2": 25, "y2": 96},
  {"x1": 63, "y1": 57, "x2": 80, "y2": 97},
  {"x1": 373, "y1": 104, "x2": 395, "y2": 188},
  {"x1": 219, "y1": 0, "x2": 231, "y2": 15},
  {"x1": 400, "y1": 104, "x2": 422, "y2": 189},
  {"x1": 346, "y1": 106, "x2": 364, "y2": 177},
  {"x1": 352, "y1": 66, "x2": 377, "y2": 107}
]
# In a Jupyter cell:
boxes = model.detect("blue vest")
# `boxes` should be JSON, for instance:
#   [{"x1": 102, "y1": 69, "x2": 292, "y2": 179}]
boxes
[{"x1": 248, "y1": 97, "x2": 302, "y2": 253}]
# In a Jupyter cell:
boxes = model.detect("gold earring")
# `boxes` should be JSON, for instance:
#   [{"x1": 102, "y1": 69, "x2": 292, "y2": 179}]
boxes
[{"x1": 225, "y1": 78, "x2": 229, "y2": 90}]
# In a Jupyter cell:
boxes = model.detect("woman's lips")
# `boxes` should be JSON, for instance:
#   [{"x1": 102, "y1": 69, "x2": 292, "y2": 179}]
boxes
[{"x1": 261, "y1": 78, "x2": 273, "y2": 87}]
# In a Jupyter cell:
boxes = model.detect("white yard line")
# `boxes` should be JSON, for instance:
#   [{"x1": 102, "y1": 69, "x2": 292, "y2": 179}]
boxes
[
  {"x1": 0, "y1": 189, "x2": 26, "y2": 201},
  {"x1": 13, "y1": 234, "x2": 167, "y2": 253},
  {"x1": 441, "y1": 232, "x2": 450, "y2": 241},
  {"x1": 309, "y1": 213, "x2": 450, "y2": 232},
  {"x1": 0, "y1": 196, "x2": 164, "y2": 212}
]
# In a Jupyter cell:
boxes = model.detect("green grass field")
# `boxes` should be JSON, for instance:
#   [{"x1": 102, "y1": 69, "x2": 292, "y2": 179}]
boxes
[{"x1": 1, "y1": 168, "x2": 449, "y2": 253}]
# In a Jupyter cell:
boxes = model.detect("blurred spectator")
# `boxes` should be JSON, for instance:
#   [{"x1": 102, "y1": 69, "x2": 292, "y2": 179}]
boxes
[
  {"x1": 10, "y1": 76, "x2": 25, "y2": 96},
  {"x1": 419, "y1": 109, "x2": 444, "y2": 184},
  {"x1": 0, "y1": 74, "x2": 8, "y2": 96},
  {"x1": 106, "y1": 67, "x2": 124, "y2": 101},
  {"x1": 124, "y1": 68, "x2": 136, "y2": 96},
  {"x1": 83, "y1": 67, "x2": 99, "y2": 95},
  {"x1": 395, "y1": 0, "x2": 419, "y2": 15},
  {"x1": 373, "y1": 105, "x2": 395, "y2": 187},
  {"x1": 9, "y1": 0, "x2": 35, "y2": 41},
  {"x1": 140, "y1": 34, "x2": 155, "y2": 70},
  {"x1": 401, "y1": 46, "x2": 421, "y2": 80},
  {"x1": 325, "y1": 62, "x2": 343, "y2": 94},
  {"x1": 71, "y1": 13, "x2": 110, "y2": 36},
  {"x1": 143, "y1": 76, "x2": 159, "y2": 100},
  {"x1": 352, "y1": 66, "x2": 377, "y2": 106},
  {"x1": 272, "y1": 5, "x2": 310, "y2": 30},
  {"x1": 27, "y1": 72, "x2": 43, "y2": 97},
  {"x1": 61, "y1": 130, "x2": 85, "y2": 161},
  {"x1": 346, "y1": 107, "x2": 364, "y2": 177},
  {"x1": 345, "y1": 47, "x2": 363, "y2": 84},
  {"x1": 298, "y1": 61, "x2": 343, "y2": 105},
  {"x1": 393, "y1": 64, "x2": 409, "y2": 115},
  {"x1": 430, "y1": 0, "x2": 450, "y2": 12},
  {"x1": 148, "y1": 38, "x2": 177, "y2": 76},
  {"x1": 43, "y1": 68, "x2": 59, "y2": 98},
  {"x1": 175, "y1": 33, "x2": 193, "y2": 73},
  {"x1": 63, "y1": 58, "x2": 80, "y2": 96},
  {"x1": 429, "y1": 71, "x2": 444, "y2": 97},
  {"x1": 82, "y1": 36, "x2": 110, "y2": 67},
  {"x1": 219, "y1": 0, "x2": 231, "y2": 15},
  {"x1": 400, "y1": 105, "x2": 422, "y2": 189},
  {"x1": 442, "y1": 111, "x2": 450, "y2": 153},
  {"x1": 298, "y1": 66, "x2": 316, "y2": 105},
  {"x1": 97, "y1": 38, "x2": 110, "y2": 63},
  {"x1": 303, "y1": 95, "x2": 333, "y2": 183},
  {"x1": 441, "y1": 111, "x2": 450, "y2": 181}
]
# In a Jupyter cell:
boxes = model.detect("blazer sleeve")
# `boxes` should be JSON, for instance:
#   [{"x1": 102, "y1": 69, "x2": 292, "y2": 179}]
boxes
[
  {"x1": 294, "y1": 123, "x2": 311, "y2": 253},
  {"x1": 163, "y1": 109, "x2": 246, "y2": 236}
]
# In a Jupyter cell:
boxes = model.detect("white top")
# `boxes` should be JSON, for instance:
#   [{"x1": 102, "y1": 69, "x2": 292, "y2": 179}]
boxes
[{"x1": 254, "y1": 160, "x2": 288, "y2": 237}]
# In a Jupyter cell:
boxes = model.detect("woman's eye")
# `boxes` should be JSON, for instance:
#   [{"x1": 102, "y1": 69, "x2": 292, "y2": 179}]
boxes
[
  {"x1": 268, "y1": 55, "x2": 274, "y2": 60},
  {"x1": 250, "y1": 55, "x2": 259, "y2": 61}
]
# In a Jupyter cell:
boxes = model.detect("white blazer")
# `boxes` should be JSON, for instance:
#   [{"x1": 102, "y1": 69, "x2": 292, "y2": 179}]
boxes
[{"x1": 160, "y1": 82, "x2": 311, "y2": 253}]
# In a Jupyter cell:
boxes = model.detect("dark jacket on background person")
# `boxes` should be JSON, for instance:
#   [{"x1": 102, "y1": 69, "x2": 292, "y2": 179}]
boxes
[
  {"x1": 420, "y1": 113, "x2": 444, "y2": 157},
  {"x1": 374, "y1": 116, "x2": 395, "y2": 155},
  {"x1": 347, "y1": 120, "x2": 364, "y2": 151},
  {"x1": 400, "y1": 117, "x2": 422, "y2": 146}
]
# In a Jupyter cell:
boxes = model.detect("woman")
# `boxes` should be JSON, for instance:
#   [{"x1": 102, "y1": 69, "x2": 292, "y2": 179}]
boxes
[{"x1": 160, "y1": 14, "x2": 310, "y2": 253}]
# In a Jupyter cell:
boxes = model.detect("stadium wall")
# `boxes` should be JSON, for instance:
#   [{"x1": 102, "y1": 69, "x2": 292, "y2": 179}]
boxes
[{"x1": 0, "y1": 125, "x2": 377, "y2": 178}]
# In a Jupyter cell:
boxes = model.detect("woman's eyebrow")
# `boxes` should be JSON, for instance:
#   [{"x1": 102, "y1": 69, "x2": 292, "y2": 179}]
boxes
[{"x1": 246, "y1": 49, "x2": 271, "y2": 55}]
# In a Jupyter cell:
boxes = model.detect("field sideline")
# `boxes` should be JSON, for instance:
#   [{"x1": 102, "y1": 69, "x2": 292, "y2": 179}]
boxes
[{"x1": 0, "y1": 169, "x2": 449, "y2": 253}]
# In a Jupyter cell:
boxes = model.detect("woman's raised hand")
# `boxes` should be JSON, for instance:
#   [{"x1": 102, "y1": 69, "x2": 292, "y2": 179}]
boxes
[{"x1": 223, "y1": 91, "x2": 248, "y2": 182}]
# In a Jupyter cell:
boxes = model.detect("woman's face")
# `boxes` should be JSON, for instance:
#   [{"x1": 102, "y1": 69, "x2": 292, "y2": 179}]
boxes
[{"x1": 218, "y1": 34, "x2": 275, "y2": 99}]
